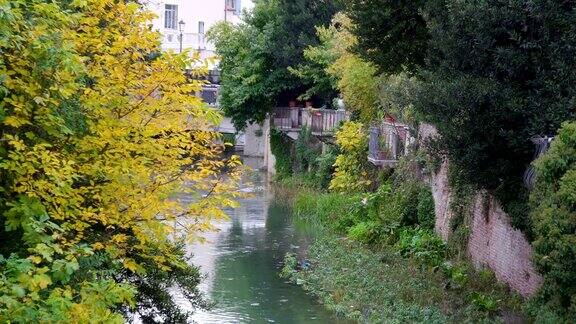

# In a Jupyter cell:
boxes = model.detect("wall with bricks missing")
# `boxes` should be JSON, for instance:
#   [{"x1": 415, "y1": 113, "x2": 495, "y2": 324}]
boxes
[{"x1": 421, "y1": 124, "x2": 543, "y2": 297}]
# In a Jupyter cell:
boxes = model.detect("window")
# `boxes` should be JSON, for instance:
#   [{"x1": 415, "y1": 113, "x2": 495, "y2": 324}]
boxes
[
  {"x1": 164, "y1": 4, "x2": 178, "y2": 29},
  {"x1": 198, "y1": 21, "x2": 205, "y2": 34},
  {"x1": 225, "y1": 0, "x2": 235, "y2": 10}
]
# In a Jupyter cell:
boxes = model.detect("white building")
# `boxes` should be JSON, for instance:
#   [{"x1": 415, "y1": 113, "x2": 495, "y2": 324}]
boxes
[{"x1": 144, "y1": 0, "x2": 253, "y2": 58}]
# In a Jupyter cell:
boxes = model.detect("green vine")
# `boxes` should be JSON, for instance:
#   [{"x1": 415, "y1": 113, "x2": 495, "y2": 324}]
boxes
[
  {"x1": 270, "y1": 129, "x2": 294, "y2": 179},
  {"x1": 446, "y1": 163, "x2": 476, "y2": 261}
]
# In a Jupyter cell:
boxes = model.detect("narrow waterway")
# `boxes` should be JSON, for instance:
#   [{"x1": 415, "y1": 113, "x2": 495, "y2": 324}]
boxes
[{"x1": 182, "y1": 158, "x2": 346, "y2": 323}]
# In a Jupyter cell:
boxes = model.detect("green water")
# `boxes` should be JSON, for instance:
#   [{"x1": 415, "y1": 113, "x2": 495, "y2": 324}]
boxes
[{"x1": 185, "y1": 170, "x2": 347, "y2": 323}]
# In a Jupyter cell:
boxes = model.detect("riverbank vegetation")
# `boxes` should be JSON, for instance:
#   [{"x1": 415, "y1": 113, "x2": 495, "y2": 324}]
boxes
[
  {"x1": 0, "y1": 1, "x2": 240, "y2": 321},
  {"x1": 207, "y1": 0, "x2": 576, "y2": 321},
  {"x1": 270, "y1": 118, "x2": 523, "y2": 320},
  {"x1": 278, "y1": 160, "x2": 523, "y2": 322}
]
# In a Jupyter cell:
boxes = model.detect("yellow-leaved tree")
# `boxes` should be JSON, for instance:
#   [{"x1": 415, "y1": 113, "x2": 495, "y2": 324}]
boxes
[
  {"x1": 329, "y1": 121, "x2": 372, "y2": 192},
  {"x1": 0, "y1": 0, "x2": 240, "y2": 322}
]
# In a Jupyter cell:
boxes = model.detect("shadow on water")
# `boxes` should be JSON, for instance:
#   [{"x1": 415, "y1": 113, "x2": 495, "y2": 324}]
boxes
[{"x1": 186, "y1": 163, "x2": 351, "y2": 323}]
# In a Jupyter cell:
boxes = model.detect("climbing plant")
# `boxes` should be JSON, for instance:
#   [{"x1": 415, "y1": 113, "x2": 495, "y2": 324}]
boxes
[{"x1": 270, "y1": 129, "x2": 294, "y2": 179}]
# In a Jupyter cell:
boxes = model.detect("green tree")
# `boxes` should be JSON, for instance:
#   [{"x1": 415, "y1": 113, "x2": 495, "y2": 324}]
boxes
[
  {"x1": 344, "y1": 0, "x2": 429, "y2": 74},
  {"x1": 208, "y1": 0, "x2": 340, "y2": 129},
  {"x1": 0, "y1": 0, "x2": 240, "y2": 321},
  {"x1": 530, "y1": 121, "x2": 576, "y2": 320}
]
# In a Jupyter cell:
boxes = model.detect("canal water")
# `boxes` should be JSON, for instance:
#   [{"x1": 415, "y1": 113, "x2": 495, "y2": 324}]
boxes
[{"x1": 182, "y1": 161, "x2": 345, "y2": 323}]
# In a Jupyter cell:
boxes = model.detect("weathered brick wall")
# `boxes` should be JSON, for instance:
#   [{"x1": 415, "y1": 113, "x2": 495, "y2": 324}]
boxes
[
  {"x1": 431, "y1": 160, "x2": 453, "y2": 240},
  {"x1": 467, "y1": 193, "x2": 543, "y2": 297},
  {"x1": 420, "y1": 123, "x2": 543, "y2": 297}
]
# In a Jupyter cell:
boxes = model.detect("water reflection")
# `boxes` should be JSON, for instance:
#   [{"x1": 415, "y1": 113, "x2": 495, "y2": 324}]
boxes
[{"x1": 184, "y1": 166, "x2": 345, "y2": 323}]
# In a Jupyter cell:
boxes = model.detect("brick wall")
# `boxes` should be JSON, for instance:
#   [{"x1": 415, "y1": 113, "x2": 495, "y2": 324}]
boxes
[
  {"x1": 467, "y1": 192, "x2": 543, "y2": 297},
  {"x1": 421, "y1": 123, "x2": 542, "y2": 297}
]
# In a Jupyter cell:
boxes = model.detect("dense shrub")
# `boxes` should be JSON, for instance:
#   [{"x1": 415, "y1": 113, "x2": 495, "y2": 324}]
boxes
[
  {"x1": 347, "y1": 221, "x2": 381, "y2": 244},
  {"x1": 396, "y1": 228, "x2": 446, "y2": 268},
  {"x1": 314, "y1": 148, "x2": 338, "y2": 189},
  {"x1": 295, "y1": 126, "x2": 321, "y2": 173},
  {"x1": 530, "y1": 121, "x2": 576, "y2": 319},
  {"x1": 417, "y1": 186, "x2": 436, "y2": 230}
]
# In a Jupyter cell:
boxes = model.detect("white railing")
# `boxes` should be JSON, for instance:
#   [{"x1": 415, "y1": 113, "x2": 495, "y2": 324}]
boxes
[
  {"x1": 161, "y1": 32, "x2": 215, "y2": 53},
  {"x1": 368, "y1": 122, "x2": 412, "y2": 167},
  {"x1": 271, "y1": 107, "x2": 350, "y2": 134}
]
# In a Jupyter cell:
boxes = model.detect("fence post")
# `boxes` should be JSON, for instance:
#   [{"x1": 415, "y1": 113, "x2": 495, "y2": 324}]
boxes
[
  {"x1": 369, "y1": 126, "x2": 379, "y2": 160},
  {"x1": 290, "y1": 107, "x2": 300, "y2": 128}
]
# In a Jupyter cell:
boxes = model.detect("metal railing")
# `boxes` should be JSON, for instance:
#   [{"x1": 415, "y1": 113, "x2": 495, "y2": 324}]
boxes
[
  {"x1": 271, "y1": 107, "x2": 298, "y2": 129},
  {"x1": 368, "y1": 122, "x2": 411, "y2": 167},
  {"x1": 271, "y1": 107, "x2": 349, "y2": 134},
  {"x1": 303, "y1": 109, "x2": 349, "y2": 134},
  {"x1": 161, "y1": 32, "x2": 214, "y2": 53}
]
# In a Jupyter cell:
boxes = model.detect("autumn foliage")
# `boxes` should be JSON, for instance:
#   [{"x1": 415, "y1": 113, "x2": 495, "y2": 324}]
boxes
[{"x1": 0, "y1": 0, "x2": 240, "y2": 321}]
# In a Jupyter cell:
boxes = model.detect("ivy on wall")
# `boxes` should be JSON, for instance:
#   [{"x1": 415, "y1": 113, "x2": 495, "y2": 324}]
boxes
[{"x1": 270, "y1": 129, "x2": 294, "y2": 179}]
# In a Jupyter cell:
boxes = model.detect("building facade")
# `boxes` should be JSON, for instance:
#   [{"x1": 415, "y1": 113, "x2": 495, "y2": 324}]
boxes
[{"x1": 144, "y1": 0, "x2": 251, "y2": 58}]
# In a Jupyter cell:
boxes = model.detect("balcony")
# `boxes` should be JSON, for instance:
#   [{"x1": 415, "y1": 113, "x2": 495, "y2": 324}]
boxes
[
  {"x1": 368, "y1": 122, "x2": 412, "y2": 167},
  {"x1": 161, "y1": 32, "x2": 215, "y2": 54},
  {"x1": 271, "y1": 107, "x2": 350, "y2": 136}
]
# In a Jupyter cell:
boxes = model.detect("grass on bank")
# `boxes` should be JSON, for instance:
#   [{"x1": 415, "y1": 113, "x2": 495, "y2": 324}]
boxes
[{"x1": 278, "y1": 185, "x2": 524, "y2": 323}]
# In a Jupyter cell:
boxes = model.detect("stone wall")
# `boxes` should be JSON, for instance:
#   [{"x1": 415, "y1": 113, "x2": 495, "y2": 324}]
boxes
[
  {"x1": 244, "y1": 122, "x2": 265, "y2": 157},
  {"x1": 263, "y1": 118, "x2": 276, "y2": 175},
  {"x1": 421, "y1": 123, "x2": 542, "y2": 297}
]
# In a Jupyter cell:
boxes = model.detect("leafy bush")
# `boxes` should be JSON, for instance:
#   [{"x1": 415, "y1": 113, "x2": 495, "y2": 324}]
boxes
[
  {"x1": 470, "y1": 293, "x2": 500, "y2": 314},
  {"x1": 295, "y1": 126, "x2": 321, "y2": 174},
  {"x1": 380, "y1": 180, "x2": 434, "y2": 230},
  {"x1": 314, "y1": 147, "x2": 338, "y2": 189},
  {"x1": 279, "y1": 253, "x2": 298, "y2": 280},
  {"x1": 347, "y1": 221, "x2": 381, "y2": 244},
  {"x1": 441, "y1": 261, "x2": 469, "y2": 290},
  {"x1": 417, "y1": 185, "x2": 436, "y2": 230},
  {"x1": 396, "y1": 228, "x2": 446, "y2": 268},
  {"x1": 530, "y1": 121, "x2": 576, "y2": 319}
]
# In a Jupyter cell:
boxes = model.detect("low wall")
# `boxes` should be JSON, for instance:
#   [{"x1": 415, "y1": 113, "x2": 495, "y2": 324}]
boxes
[
  {"x1": 421, "y1": 124, "x2": 542, "y2": 297},
  {"x1": 263, "y1": 118, "x2": 276, "y2": 175},
  {"x1": 244, "y1": 123, "x2": 265, "y2": 157}
]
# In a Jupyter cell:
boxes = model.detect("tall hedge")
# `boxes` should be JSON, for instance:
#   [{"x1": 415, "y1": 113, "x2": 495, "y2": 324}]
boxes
[{"x1": 530, "y1": 121, "x2": 576, "y2": 318}]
